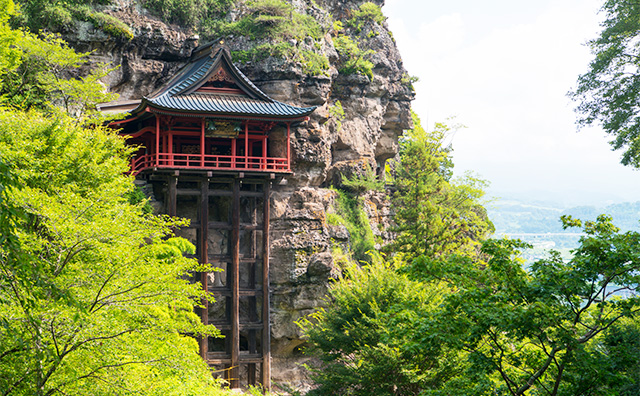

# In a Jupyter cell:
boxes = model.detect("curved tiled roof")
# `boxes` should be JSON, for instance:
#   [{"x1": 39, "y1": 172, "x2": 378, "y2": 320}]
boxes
[
  {"x1": 137, "y1": 42, "x2": 316, "y2": 119},
  {"x1": 150, "y1": 93, "x2": 316, "y2": 117}
]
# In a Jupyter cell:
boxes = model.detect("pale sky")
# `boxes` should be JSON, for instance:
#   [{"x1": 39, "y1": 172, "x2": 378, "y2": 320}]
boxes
[{"x1": 383, "y1": 0, "x2": 640, "y2": 206}]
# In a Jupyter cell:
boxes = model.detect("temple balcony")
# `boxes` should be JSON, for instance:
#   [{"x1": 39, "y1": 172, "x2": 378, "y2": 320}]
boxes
[{"x1": 122, "y1": 117, "x2": 293, "y2": 175}]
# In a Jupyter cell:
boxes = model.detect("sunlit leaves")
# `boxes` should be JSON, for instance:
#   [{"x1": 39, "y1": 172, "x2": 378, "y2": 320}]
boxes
[{"x1": 0, "y1": 110, "x2": 224, "y2": 396}]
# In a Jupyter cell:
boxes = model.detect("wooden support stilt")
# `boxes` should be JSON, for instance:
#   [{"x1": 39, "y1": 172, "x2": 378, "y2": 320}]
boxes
[
  {"x1": 199, "y1": 178, "x2": 210, "y2": 359},
  {"x1": 248, "y1": 184, "x2": 258, "y2": 385},
  {"x1": 167, "y1": 175, "x2": 177, "y2": 217},
  {"x1": 262, "y1": 180, "x2": 271, "y2": 390},
  {"x1": 231, "y1": 178, "x2": 241, "y2": 388}
]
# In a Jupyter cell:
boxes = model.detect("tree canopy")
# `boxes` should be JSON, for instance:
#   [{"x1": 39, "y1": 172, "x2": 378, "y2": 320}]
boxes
[
  {"x1": 388, "y1": 112, "x2": 494, "y2": 261},
  {"x1": 0, "y1": 2, "x2": 229, "y2": 393},
  {"x1": 572, "y1": 0, "x2": 640, "y2": 167}
]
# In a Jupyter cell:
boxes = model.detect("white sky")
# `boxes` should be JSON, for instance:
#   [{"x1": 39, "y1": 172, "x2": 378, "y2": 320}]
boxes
[{"x1": 383, "y1": 0, "x2": 640, "y2": 206}]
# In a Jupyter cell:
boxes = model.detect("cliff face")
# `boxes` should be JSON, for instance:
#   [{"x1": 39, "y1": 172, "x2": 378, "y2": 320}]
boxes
[{"x1": 66, "y1": 0, "x2": 412, "y2": 389}]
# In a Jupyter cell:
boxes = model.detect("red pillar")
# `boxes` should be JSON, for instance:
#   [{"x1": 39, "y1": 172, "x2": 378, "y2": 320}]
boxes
[
  {"x1": 168, "y1": 130, "x2": 173, "y2": 166},
  {"x1": 244, "y1": 122, "x2": 249, "y2": 169},
  {"x1": 262, "y1": 136, "x2": 267, "y2": 170},
  {"x1": 200, "y1": 118, "x2": 205, "y2": 167},
  {"x1": 231, "y1": 138, "x2": 236, "y2": 169},
  {"x1": 286, "y1": 122, "x2": 291, "y2": 171},
  {"x1": 155, "y1": 114, "x2": 160, "y2": 167}
]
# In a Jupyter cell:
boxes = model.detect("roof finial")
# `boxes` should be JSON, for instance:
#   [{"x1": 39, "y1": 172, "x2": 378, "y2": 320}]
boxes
[{"x1": 210, "y1": 39, "x2": 230, "y2": 58}]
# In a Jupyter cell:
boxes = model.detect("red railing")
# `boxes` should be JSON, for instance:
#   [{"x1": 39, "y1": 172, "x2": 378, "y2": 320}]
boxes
[{"x1": 129, "y1": 153, "x2": 289, "y2": 174}]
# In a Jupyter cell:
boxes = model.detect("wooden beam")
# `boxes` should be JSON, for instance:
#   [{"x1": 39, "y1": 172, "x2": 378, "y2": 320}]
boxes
[{"x1": 262, "y1": 180, "x2": 271, "y2": 390}]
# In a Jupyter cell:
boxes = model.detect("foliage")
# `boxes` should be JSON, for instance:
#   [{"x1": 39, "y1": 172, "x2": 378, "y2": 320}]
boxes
[
  {"x1": 387, "y1": 112, "x2": 493, "y2": 261},
  {"x1": 0, "y1": 0, "x2": 20, "y2": 75},
  {"x1": 415, "y1": 215, "x2": 640, "y2": 396},
  {"x1": 13, "y1": 0, "x2": 132, "y2": 40},
  {"x1": 74, "y1": 5, "x2": 134, "y2": 40},
  {"x1": 571, "y1": 0, "x2": 640, "y2": 167},
  {"x1": 0, "y1": 109, "x2": 226, "y2": 396},
  {"x1": 207, "y1": 0, "x2": 323, "y2": 41},
  {"x1": 347, "y1": 2, "x2": 384, "y2": 33},
  {"x1": 327, "y1": 188, "x2": 375, "y2": 263},
  {"x1": 401, "y1": 72, "x2": 419, "y2": 91},
  {"x1": 0, "y1": 29, "x2": 117, "y2": 118},
  {"x1": 300, "y1": 256, "x2": 460, "y2": 396},
  {"x1": 233, "y1": 43, "x2": 329, "y2": 76},
  {"x1": 299, "y1": 49, "x2": 330, "y2": 76},
  {"x1": 141, "y1": 0, "x2": 235, "y2": 27},
  {"x1": 328, "y1": 100, "x2": 345, "y2": 131},
  {"x1": 124, "y1": 185, "x2": 154, "y2": 214},
  {"x1": 340, "y1": 162, "x2": 384, "y2": 194},
  {"x1": 333, "y1": 35, "x2": 375, "y2": 80},
  {"x1": 205, "y1": 0, "x2": 329, "y2": 76}
]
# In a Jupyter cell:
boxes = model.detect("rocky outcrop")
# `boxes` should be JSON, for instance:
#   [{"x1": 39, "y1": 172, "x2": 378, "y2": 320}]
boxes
[{"x1": 65, "y1": 0, "x2": 412, "y2": 390}]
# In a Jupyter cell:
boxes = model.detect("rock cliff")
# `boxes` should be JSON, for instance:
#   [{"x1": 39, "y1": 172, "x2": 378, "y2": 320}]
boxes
[{"x1": 64, "y1": 0, "x2": 413, "y2": 390}]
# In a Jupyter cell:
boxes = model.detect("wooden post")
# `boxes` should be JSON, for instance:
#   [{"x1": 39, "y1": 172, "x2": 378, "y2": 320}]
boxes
[
  {"x1": 262, "y1": 180, "x2": 271, "y2": 390},
  {"x1": 231, "y1": 178, "x2": 240, "y2": 388},
  {"x1": 167, "y1": 175, "x2": 177, "y2": 217},
  {"x1": 200, "y1": 178, "x2": 209, "y2": 359}
]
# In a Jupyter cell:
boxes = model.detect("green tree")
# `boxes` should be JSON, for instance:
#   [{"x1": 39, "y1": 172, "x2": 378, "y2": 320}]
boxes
[
  {"x1": 418, "y1": 215, "x2": 640, "y2": 396},
  {"x1": 0, "y1": 0, "x2": 20, "y2": 74},
  {"x1": 388, "y1": 112, "x2": 493, "y2": 262},
  {"x1": 0, "y1": 107, "x2": 229, "y2": 395},
  {"x1": 572, "y1": 0, "x2": 640, "y2": 167},
  {"x1": 0, "y1": 29, "x2": 116, "y2": 117},
  {"x1": 0, "y1": 109, "x2": 226, "y2": 396},
  {"x1": 300, "y1": 256, "x2": 462, "y2": 396}
]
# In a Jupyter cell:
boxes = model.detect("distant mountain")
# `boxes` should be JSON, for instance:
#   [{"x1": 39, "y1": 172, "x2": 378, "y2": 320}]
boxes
[
  {"x1": 487, "y1": 199, "x2": 640, "y2": 235},
  {"x1": 486, "y1": 199, "x2": 640, "y2": 259}
]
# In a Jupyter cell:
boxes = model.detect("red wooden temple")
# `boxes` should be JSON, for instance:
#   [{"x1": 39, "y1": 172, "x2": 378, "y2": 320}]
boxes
[
  {"x1": 100, "y1": 41, "x2": 315, "y2": 176},
  {"x1": 99, "y1": 41, "x2": 316, "y2": 390}
]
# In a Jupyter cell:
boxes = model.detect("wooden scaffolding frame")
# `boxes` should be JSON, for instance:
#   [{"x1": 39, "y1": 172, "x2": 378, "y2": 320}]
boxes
[{"x1": 164, "y1": 172, "x2": 271, "y2": 390}]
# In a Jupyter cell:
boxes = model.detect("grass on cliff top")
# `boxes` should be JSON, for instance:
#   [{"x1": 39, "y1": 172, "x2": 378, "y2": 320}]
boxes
[{"x1": 12, "y1": 0, "x2": 133, "y2": 40}]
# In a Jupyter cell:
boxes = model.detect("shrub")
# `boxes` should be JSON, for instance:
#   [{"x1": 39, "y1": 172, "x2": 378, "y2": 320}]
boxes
[
  {"x1": 340, "y1": 162, "x2": 384, "y2": 194},
  {"x1": 347, "y1": 2, "x2": 384, "y2": 32},
  {"x1": 333, "y1": 35, "x2": 375, "y2": 79},
  {"x1": 13, "y1": 0, "x2": 131, "y2": 40},
  {"x1": 329, "y1": 188, "x2": 376, "y2": 263},
  {"x1": 141, "y1": 0, "x2": 235, "y2": 27}
]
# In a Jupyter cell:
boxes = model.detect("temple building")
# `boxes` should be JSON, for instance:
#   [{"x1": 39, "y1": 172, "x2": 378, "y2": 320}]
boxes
[{"x1": 99, "y1": 41, "x2": 316, "y2": 389}]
